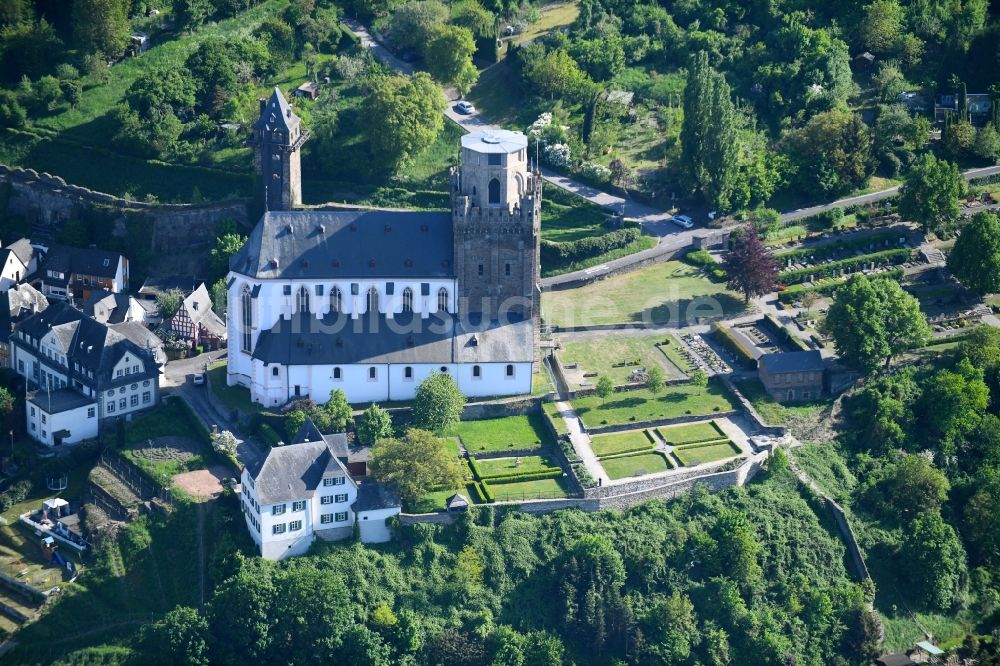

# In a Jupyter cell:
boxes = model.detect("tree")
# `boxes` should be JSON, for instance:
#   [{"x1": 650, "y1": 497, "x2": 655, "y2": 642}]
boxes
[
  {"x1": 174, "y1": 0, "x2": 214, "y2": 32},
  {"x1": 370, "y1": 428, "x2": 463, "y2": 503},
  {"x1": 690, "y1": 369, "x2": 708, "y2": 387},
  {"x1": 708, "y1": 509, "x2": 763, "y2": 589},
  {"x1": 284, "y1": 409, "x2": 308, "y2": 440},
  {"x1": 156, "y1": 289, "x2": 185, "y2": 318},
  {"x1": 211, "y1": 430, "x2": 239, "y2": 458},
  {"x1": 785, "y1": 110, "x2": 874, "y2": 197},
  {"x1": 145, "y1": 606, "x2": 210, "y2": 666},
  {"x1": 411, "y1": 373, "x2": 465, "y2": 433},
  {"x1": 724, "y1": 225, "x2": 778, "y2": 303},
  {"x1": 973, "y1": 124, "x2": 1000, "y2": 162},
  {"x1": 596, "y1": 375, "x2": 614, "y2": 404},
  {"x1": 825, "y1": 274, "x2": 930, "y2": 373},
  {"x1": 522, "y1": 49, "x2": 591, "y2": 102},
  {"x1": 898, "y1": 153, "x2": 964, "y2": 234},
  {"x1": 72, "y1": 0, "x2": 130, "y2": 56},
  {"x1": 362, "y1": 73, "x2": 445, "y2": 170},
  {"x1": 0, "y1": 90, "x2": 26, "y2": 129},
  {"x1": 60, "y1": 80, "x2": 81, "y2": 108},
  {"x1": 917, "y1": 358, "x2": 989, "y2": 456},
  {"x1": 637, "y1": 591, "x2": 698, "y2": 664},
  {"x1": 453, "y1": 545, "x2": 484, "y2": 594},
  {"x1": 423, "y1": 25, "x2": 478, "y2": 94},
  {"x1": 312, "y1": 389, "x2": 353, "y2": 434},
  {"x1": 903, "y1": 510, "x2": 967, "y2": 610},
  {"x1": 646, "y1": 365, "x2": 665, "y2": 396},
  {"x1": 554, "y1": 535, "x2": 626, "y2": 654},
  {"x1": 357, "y1": 403, "x2": 393, "y2": 444},
  {"x1": 388, "y1": 0, "x2": 448, "y2": 53},
  {"x1": 948, "y1": 212, "x2": 1000, "y2": 295},
  {"x1": 608, "y1": 158, "x2": 632, "y2": 193},
  {"x1": 210, "y1": 278, "x2": 227, "y2": 317},
  {"x1": 209, "y1": 230, "x2": 248, "y2": 280},
  {"x1": 865, "y1": 455, "x2": 950, "y2": 521},
  {"x1": 860, "y1": 0, "x2": 903, "y2": 53},
  {"x1": 943, "y1": 119, "x2": 977, "y2": 158}
]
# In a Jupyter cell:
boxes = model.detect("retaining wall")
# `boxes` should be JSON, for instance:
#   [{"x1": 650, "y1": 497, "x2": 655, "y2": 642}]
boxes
[
  {"x1": 719, "y1": 376, "x2": 789, "y2": 438},
  {"x1": 583, "y1": 410, "x2": 741, "y2": 435}
]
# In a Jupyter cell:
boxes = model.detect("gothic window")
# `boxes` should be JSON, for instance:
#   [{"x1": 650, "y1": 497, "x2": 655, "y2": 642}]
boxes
[
  {"x1": 488, "y1": 178, "x2": 501, "y2": 205},
  {"x1": 333, "y1": 367, "x2": 341, "y2": 380},
  {"x1": 366, "y1": 286, "x2": 379, "y2": 314},
  {"x1": 296, "y1": 286, "x2": 310, "y2": 313},
  {"x1": 272, "y1": 367, "x2": 279, "y2": 377},
  {"x1": 241, "y1": 286, "x2": 253, "y2": 353},
  {"x1": 330, "y1": 287, "x2": 342, "y2": 313},
  {"x1": 438, "y1": 288, "x2": 449, "y2": 312},
  {"x1": 402, "y1": 287, "x2": 413, "y2": 313}
]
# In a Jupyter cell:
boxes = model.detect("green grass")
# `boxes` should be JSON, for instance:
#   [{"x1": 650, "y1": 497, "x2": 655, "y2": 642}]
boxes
[
  {"x1": 735, "y1": 378, "x2": 832, "y2": 429},
  {"x1": 673, "y1": 440, "x2": 741, "y2": 467},
  {"x1": 601, "y1": 451, "x2": 672, "y2": 480},
  {"x1": 573, "y1": 380, "x2": 738, "y2": 427},
  {"x1": 542, "y1": 260, "x2": 746, "y2": 327},
  {"x1": 657, "y1": 420, "x2": 724, "y2": 445},
  {"x1": 488, "y1": 476, "x2": 571, "y2": 501},
  {"x1": 542, "y1": 236, "x2": 656, "y2": 278},
  {"x1": 558, "y1": 334, "x2": 688, "y2": 388},
  {"x1": 655, "y1": 336, "x2": 695, "y2": 374},
  {"x1": 514, "y1": 0, "x2": 580, "y2": 45},
  {"x1": 446, "y1": 413, "x2": 549, "y2": 453},
  {"x1": 121, "y1": 398, "x2": 212, "y2": 486},
  {"x1": 589, "y1": 430, "x2": 655, "y2": 457},
  {"x1": 475, "y1": 454, "x2": 560, "y2": 479},
  {"x1": 791, "y1": 443, "x2": 857, "y2": 504},
  {"x1": 208, "y1": 362, "x2": 263, "y2": 415},
  {"x1": 409, "y1": 482, "x2": 483, "y2": 513},
  {"x1": 541, "y1": 402, "x2": 570, "y2": 436},
  {"x1": 540, "y1": 185, "x2": 612, "y2": 242}
]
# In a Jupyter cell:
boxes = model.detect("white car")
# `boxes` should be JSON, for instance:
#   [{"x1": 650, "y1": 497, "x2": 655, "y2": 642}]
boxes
[
  {"x1": 454, "y1": 101, "x2": 475, "y2": 115},
  {"x1": 671, "y1": 214, "x2": 694, "y2": 229},
  {"x1": 192, "y1": 373, "x2": 206, "y2": 386}
]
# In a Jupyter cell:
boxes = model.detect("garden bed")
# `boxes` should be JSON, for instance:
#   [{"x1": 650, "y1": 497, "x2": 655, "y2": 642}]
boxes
[
  {"x1": 656, "y1": 421, "x2": 724, "y2": 445},
  {"x1": 589, "y1": 430, "x2": 655, "y2": 457},
  {"x1": 673, "y1": 440, "x2": 741, "y2": 467},
  {"x1": 600, "y1": 451, "x2": 673, "y2": 480}
]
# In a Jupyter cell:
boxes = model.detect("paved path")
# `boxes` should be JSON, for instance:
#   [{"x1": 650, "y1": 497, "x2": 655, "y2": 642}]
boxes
[{"x1": 552, "y1": 400, "x2": 609, "y2": 486}]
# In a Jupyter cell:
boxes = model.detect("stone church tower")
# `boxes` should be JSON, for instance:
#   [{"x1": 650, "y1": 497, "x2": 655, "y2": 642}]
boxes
[
  {"x1": 451, "y1": 130, "x2": 541, "y2": 322},
  {"x1": 250, "y1": 88, "x2": 308, "y2": 211}
]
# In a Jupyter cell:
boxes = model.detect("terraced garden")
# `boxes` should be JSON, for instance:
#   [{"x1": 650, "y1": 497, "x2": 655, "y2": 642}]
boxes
[
  {"x1": 590, "y1": 430, "x2": 656, "y2": 457},
  {"x1": 601, "y1": 451, "x2": 673, "y2": 480},
  {"x1": 573, "y1": 381, "x2": 738, "y2": 428},
  {"x1": 446, "y1": 413, "x2": 549, "y2": 453},
  {"x1": 657, "y1": 421, "x2": 725, "y2": 445},
  {"x1": 557, "y1": 334, "x2": 688, "y2": 390},
  {"x1": 673, "y1": 440, "x2": 742, "y2": 467}
]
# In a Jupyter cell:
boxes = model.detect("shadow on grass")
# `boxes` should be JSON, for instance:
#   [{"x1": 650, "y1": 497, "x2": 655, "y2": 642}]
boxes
[{"x1": 632, "y1": 294, "x2": 748, "y2": 326}]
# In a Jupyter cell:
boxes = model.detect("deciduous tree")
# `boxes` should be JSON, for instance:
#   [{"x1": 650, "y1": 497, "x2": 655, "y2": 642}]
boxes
[
  {"x1": 724, "y1": 225, "x2": 778, "y2": 303},
  {"x1": 362, "y1": 73, "x2": 445, "y2": 170},
  {"x1": 73, "y1": 0, "x2": 130, "y2": 56},
  {"x1": 423, "y1": 25, "x2": 478, "y2": 94},
  {"x1": 370, "y1": 428, "x2": 463, "y2": 503},
  {"x1": 596, "y1": 375, "x2": 614, "y2": 404},
  {"x1": 948, "y1": 212, "x2": 1000, "y2": 295},
  {"x1": 898, "y1": 153, "x2": 964, "y2": 234},
  {"x1": 412, "y1": 373, "x2": 465, "y2": 432},
  {"x1": 903, "y1": 510, "x2": 968, "y2": 610},
  {"x1": 357, "y1": 403, "x2": 393, "y2": 444}
]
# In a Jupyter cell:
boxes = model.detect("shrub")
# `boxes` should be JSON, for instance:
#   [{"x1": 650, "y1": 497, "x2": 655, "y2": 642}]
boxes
[
  {"x1": 259, "y1": 423, "x2": 283, "y2": 447},
  {"x1": 778, "y1": 248, "x2": 911, "y2": 285},
  {"x1": 541, "y1": 227, "x2": 641, "y2": 266},
  {"x1": 466, "y1": 482, "x2": 487, "y2": 504},
  {"x1": 777, "y1": 269, "x2": 904, "y2": 303},
  {"x1": 480, "y1": 480, "x2": 495, "y2": 503},
  {"x1": 479, "y1": 469, "x2": 563, "y2": 483},
  {"x1": 0, "y1": 479, "x2": 33, "y2": 513},
  {"x1": 711, "y1": 323, "x2": 758, "y2": 369}
]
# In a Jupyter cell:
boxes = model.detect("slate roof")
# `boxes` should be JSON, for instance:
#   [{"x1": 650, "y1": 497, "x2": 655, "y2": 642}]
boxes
[
  {"x1": 41, "y1": 244, "x2": 123, "y2": 281},
  {"x1": 245, "y1": 439, "x2": 349, "y2": 505},
  {"x1": 250, "y1": 311, "x2": 533, "y2": 366},
  {"x1": 289, "y1": 416, "x2": 364, "y2": 464},
  {"x1": 353, "y1": 482, "x2": 400, "y2": 513},
  {"x1": 109, "y1": 321, "x2": 165, "y2": 365},
  {"x1": 83, "y1": 290, "x2": 140, "y2": 324},
  {"x1": 0, "y1": 238, "x2": 34, "y2": 269},
  {"x1": 252, "y1": 87, "x2": 300, "y2": 133},
  {"x1": 28, "y1": 388, "x2": 95, "y2": 413},
  {"x1": 0, "y1": 284, "x2": 47, "y2": 342},
  {"x1": 178, "y1": 283, "x2": 227, "y2": 337},
  {"x1": 230, "y1": 209, "x2": 454, "y2": 280},
  {"x1": 758, "y1": 350, "x2": 824, "y2": 374}
]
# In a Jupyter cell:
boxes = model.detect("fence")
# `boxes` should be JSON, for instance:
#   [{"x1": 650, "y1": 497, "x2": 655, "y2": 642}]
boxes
[{"x1": 98, "y1": 451, "x2": 178, "y2": 511}]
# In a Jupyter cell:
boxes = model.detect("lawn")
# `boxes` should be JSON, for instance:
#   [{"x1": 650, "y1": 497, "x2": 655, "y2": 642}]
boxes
[
  {"x1": 208, "y1": 361, "x2": 263, "y2": 415},
  {"x1": 656, "y1": 335, "x2": 695, "y2": 374},
  {"x1": 409, "y1": 482, "x2": 483, "y2": 513},
  {"x1": 735, "y1": 378, "x2": 832, "y2": 431},
  {"x1": 558, "y1": 334, "x2": 688, "y2": 389},
  {"x1": 121, "y1": 397, "x2": 212, "y2": 486},
  {"x1": 573, "y1": 381, "x2": 738, "y2": 427},
  {"x1": 541, "y1": 401, "x2": 570, "y2": 436},
  {"x1": 542, "y1": 260, "x2": 746, "y2": 327},
  {"x1": 601, "y1": 451, "x2": 672, "y2": 480},
  {"x1": 475, "y1": 454, "x2": 560, "y2": 478},
  {"x1": 541, "y1": 185, "x2": 612, "y2": 242},
  {"x1": 589, "y1": 430, "x2": 655, "y2": 457},
  {"x1": 446, "y1": 413, "x2": 549, "y2": 453},
  {"x1": 514, "y1": 0, "x2": 580, "y2": 45},
  {"x1": 488, "y1": 476, "x2": 572, "y2": 501},
  {"x1": 673, "y1": 440, "x2": 741, "y2": 467},
  {"x1": 657, "y1": 420, "x2": 724, "y2": 445}
]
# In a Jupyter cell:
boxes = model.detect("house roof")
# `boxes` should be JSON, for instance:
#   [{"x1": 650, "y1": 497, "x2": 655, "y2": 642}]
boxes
[
  {"x1": 245, "y1": 439, "x2": 350, "y2": 505},
  {"x1": 250, "y1": 311, "x2": 534, "y2": 366},
  {"x1": 461, "y1": 129, "x2": 527, "y2": 154},
  {"x1": 178, "y1": 283, "x2": 227, "y2": 336},
  {"x1": 28, "y1": 388, "x2": 95, "y2": 414},
  {"x1": 84, "y1": 290, "x2": 140, "y2": 324},
  {"x1": 759, "y1": 350, "x2": 824, "y2": 374},
  {"x1": 447, "y1": 492, "x2": 469, "y2": 510},
  {"x1": 353, "y1": 482, "x2": 400, "y2": 513},
  {"x1": 252, "y1": 87, "x2": 300, "y2": 133},
  {"x1": 138, "y1": 275, "x2": 198, "y2": 298},
  {"x1": 230, "y1": 209, "x2": 454, "y2": 280},
  {"x1": 109, "y1": 321, "x2": 165, "y2": 363},
  {"x1": 0, "y1": 284, "x2": 47, "y2": 342},
  {"x1": 0, "y1": 238, "x2": 34, "y2": 268},
  {"x1": 41, "y1": 244, "x2": 123, "y2": 280}
]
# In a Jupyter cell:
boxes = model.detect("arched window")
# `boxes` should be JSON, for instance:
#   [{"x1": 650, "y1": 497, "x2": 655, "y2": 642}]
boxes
[
  {"x1": 404, "y1": 367, "x2": 413, "y2": 380},
  {"x1": 296, "y1": 286, "x2": 310, "y2": 313},
  {"x1": 488, "y1": 178, "x2": 501, "y2": 205},
  {"x1": 472, "y1": 365, "x2": 481, "y2": 379},
  {"x1": 368, "y1": 367, "x2": 377, "y2": 381},
  {"x1": 438, "y1": 287, "x2": 449, "y2": 312},
  {"x1": 366, "y1": 286, "x2": 379, "y2": 314},
  {"x1": 272, "y1": 366, "x2": 279, "y2": 377},
  {"x1": 333, "y1": 367, "x2": 341, "y2": 380},
  {"x1": 330, "y1": 286, "x2": 342, "y2": 313},
  {"x1": 402, "y1": 287, "x2": 413, "y2": 313},
  {"x1": 241, "y1": 286, "x2": 253, "y2": 353},
  {"x1": 506, "y1": 364, "x2": 515, "y2": 378}
]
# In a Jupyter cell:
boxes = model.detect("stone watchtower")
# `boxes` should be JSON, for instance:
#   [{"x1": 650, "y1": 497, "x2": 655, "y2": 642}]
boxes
[
  {"x1": 250, "y1": 88, "x2": 308, "y2": 212},
  {"x1": 451, "y1": 130, "x2": 542, "y2": 322}
]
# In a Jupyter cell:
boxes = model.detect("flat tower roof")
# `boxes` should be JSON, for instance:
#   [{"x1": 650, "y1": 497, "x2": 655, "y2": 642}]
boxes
[{"x1": 461, "y1": 129, "x2": 527, "y2": 153}]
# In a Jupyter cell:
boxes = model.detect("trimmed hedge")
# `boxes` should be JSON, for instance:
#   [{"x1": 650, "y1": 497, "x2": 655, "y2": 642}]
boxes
[
  {"x1": 711, "y1": 323, "x2": 758, "y2": 369},
  {"x1": 779, "y1": 248, "x2": 911, "y2": 285},
  {"x1": 540, "y1": 226, "x2": 641, "y2": 265},
  {"x1": 774, "y1": 230, "x2": 900, "y2": 263},
  {"x1": 480, "y1": 480, "x2": 495, "y2": 503},
  {"x1": 466, "y1": 482, "x2": 487, "y2": 504},
  {"x1": 682, "y1": 249, "x2": 727, "y2": 281},
  {"x1": 598, "y1": 449, "x2": 673, "y2": 468},
  {"x1": 484, "y1": 469, "x2": 564, "y2": 484},
  {"x1": 674, "y1": 438, "x2": 733, "y2": 451},
  {"x1": 763, "y1": 314, "x2": 811, "y2": 352},
  {"x1": 777, "y1": 268, "x2": 905, "y2": 303}
]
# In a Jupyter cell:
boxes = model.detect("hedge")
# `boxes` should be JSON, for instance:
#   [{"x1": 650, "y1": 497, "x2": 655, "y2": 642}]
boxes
[
  {"x1": 775, "y1": 230, "x2": 901, "y2": 263},
  {"x1": 466, "y1": 482, "x2": 487, "y2": 504},
  {"x1": 482, "y1": 469, "x2": 564, "y2": 484},
  {"x1": 598, "y1": 449, "x2": 673, "y2": 467},
  {"x1": 779, "y1": 248, "x2": 911, "y2": 285},
  {"x1": 763, "y1": 314, "x2": 811, "y2": 352},
  {"x1": 777, "y1": 269, "x2": 905, "y2": 303},
  {"x1": 0, "y1": 479, "x2": 32, "y2": 513},
  {"x1": 682, "y1": 249, "x2": 727, "y2": 281},
  {"x1": 710, "y1": 323, "x2": 758, "y2": 369},
  {"x1": 674, "y1": 438, "x2": 733, "y2": 451},
  {"x1": 541, "y1": 226, "x2": 641, "y2": 265},
  {"x1": 480, "y1": 480, "x2": 495, "y2": 503}
]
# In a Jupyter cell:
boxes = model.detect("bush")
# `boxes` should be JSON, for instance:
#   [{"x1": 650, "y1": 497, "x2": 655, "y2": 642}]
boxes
[
  {"x1": 479, "y1": 469, "x2": 563, "y2": 483},
  {"x1": 779, "y1": 248, "x2": 911, "y2": 285},
  {"x1": 711, "y1": 323, "x2": 758, "y2": 369},
  {"x1": 540, "y1": 227, "x2": 641, "y2": 265},
  {"x1": 480, "y1": 480, "x2": 495, "y2": 503},
  {"x1": 774, "y1": 231, "x2": 901, "y2": 264},
  {"x1": 259, "y1": 423, "x2": 283, "y2": 447},
  {"x1": 682, "y1": 249, "x2": 726, "y2": 281},
  {"x1": 466, "y1": 482, "x2": 487, "y2": 504},
  {"x1": 0, "y1": 479, "x2": 33, "y2": 513},
  {"x1": 777, "y1": 269, "x2": 904, "y2": 303}
]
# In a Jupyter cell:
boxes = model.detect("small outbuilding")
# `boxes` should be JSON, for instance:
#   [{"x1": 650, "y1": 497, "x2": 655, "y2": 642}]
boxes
[
  {"x1": 757, "y1": 350, "x2": 825, "y2": 403},
  {"x1": 294, "y1": 81, "x2": 320, "y2": 100},
  {"x1": 447, "y1": 492, "x2": 470, "y2": 512}
]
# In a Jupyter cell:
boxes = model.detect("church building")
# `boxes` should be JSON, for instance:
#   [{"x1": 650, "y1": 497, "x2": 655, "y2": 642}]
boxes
[{"x1": 226, "y1": 89, "x2": 541, "y2": 406}]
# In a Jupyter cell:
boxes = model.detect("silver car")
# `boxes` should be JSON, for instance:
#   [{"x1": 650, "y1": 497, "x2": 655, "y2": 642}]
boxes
[{"x1": 671, "y1": 214, "x2": 694, "y2": 229}]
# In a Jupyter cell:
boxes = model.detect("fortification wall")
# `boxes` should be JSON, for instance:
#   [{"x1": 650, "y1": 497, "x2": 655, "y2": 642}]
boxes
[{"x1": 0, "y1": 164, "x2": 250, "y2": 251}]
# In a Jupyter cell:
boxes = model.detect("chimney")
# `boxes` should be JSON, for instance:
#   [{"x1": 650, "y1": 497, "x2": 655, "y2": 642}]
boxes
[{"x1": 258, "y1": 98, "x2": 266, "y2": 114}]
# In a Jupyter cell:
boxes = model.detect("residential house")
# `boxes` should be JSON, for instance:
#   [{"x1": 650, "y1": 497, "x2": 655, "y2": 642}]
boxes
[
  {"x1": 0, "y1": 239, "x2": 37, "y2": 292},
  {"x1": 757, "y1": 350, "x2": 825, "y2": 403},
  {"x1": 934, "y1": 92, "x2": 994, "y2": 126},
  {"x1": 294, "y1": 81, "x2": 320, "y2": 100},
  {"x1": 12, "y1": 301, "x2": 160, "y2": 446},
  {"x1": 83, "y1": 289, "x2": 147, "y2": 325},
  {"x1": 166, "y1": 283, "x2": 227, "y2": 350},
  {"x1": 240, "y1": 416, "x2": 399, "y2": 560},
  {"x1": 37, "y1": 245, "x2": 129, "y2": 302},
  {"x1": 0, "y1": 283, "x2": 47, "y2": 368}
]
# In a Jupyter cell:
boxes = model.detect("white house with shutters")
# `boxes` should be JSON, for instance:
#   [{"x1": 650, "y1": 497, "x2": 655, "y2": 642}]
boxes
[{"x1": 240, "y1": 418, "x2": 399, "y2": 559}]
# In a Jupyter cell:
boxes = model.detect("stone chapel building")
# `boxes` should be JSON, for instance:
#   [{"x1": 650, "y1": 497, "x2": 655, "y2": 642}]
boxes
[{"x1": 226, "y1": 89, "x2": 541, "y2": 406}]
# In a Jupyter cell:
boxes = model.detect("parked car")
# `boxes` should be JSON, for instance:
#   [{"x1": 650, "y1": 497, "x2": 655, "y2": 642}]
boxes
[
  {"x1": 708, "y1": 211, "x2": 719, "y2": 220},
  {"x1": 454, "y1": 101, "x2": 475, "y2": 115},
  {"x1": 671, "y1": 214, "x2": 694, "y2": 229},
  {"x1": 192, "y1": 373, "x2": 206, "y2": 386}
]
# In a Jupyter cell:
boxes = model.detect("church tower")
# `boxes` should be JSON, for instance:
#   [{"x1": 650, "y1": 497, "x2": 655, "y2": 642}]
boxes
[
  {"x1": 451, "y1": 130, "x2": 541, "y2": 322},
  {"x1": 250, "y1": 88, "x2": 308, "y2": 211}
]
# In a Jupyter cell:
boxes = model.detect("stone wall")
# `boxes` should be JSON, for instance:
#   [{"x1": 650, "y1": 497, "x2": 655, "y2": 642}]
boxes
[
  {"x1": 461, "y1": 396, "x2": 539, "y2": 420},
  {"x1": 0, "y1": 164, "x2": 250, "y2": 252},
  {"x1": 583, "y1": 410, "x2": 741, "y2": 435},
  {"x1": 720, "y1": 376, "x2": 789, "y2": 438},
  {"x1": 826, "y1": 498, "x2": 870, "y2": 581}
]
